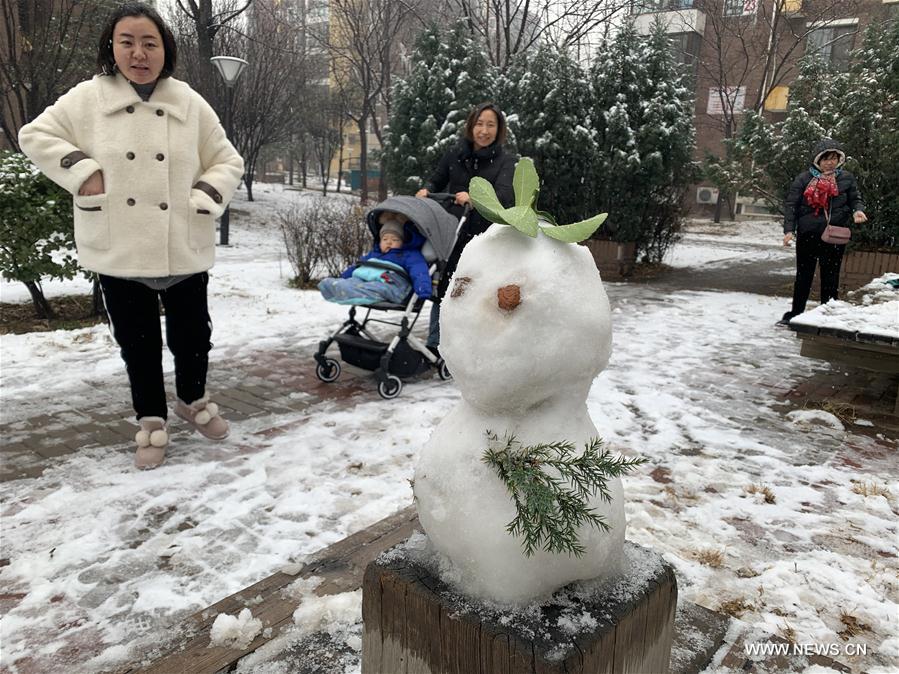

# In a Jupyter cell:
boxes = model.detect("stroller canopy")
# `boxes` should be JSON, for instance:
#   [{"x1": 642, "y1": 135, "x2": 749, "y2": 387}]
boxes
[{"x1": 366, "y1": 196, "x2": 459, "y2": 263}]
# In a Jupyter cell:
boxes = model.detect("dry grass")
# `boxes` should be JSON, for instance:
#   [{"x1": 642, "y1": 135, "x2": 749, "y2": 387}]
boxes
[
  {"x1": 1, "y1": 295, "x2": 104, "y2": 334},
  {"x1": 818, "y1": 400, "x2": 857, "y2": 425},
  {"x1": 779, "y1": 621, "x2": 797, "y2": 644},
  {"x1": 744, "y1": 483, "x2": 776, "y2": 504},
  {"x1": 718, "y1": 597, "x2": 754, "y2": 617},
  {"x1": 663, "y1": 485, "x2": 700, "y2": 502},
  {"x1": 851, "y1": 481, "x2": 894, "y2": 500},
  {"x1": 838, "y1": 612, "x2": 872, "y2": 640},
  {"x1": 692, "y1": 548, "x2": 725, "y2": 568}
]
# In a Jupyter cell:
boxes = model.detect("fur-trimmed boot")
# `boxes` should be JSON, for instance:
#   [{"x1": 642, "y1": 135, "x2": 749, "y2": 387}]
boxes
[
  {"x1": 135, "y1": 416, "x2": 168, "y2": 469},
  {"x1": 174, "y1": 395, "x2": 230, "y2": 440}
]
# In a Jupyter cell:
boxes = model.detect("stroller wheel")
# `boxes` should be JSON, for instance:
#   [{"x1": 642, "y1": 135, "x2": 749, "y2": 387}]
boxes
[
  {"x1": 437, "y1": 359, "x2": 452, "y2": 381},
  {"x1": 316, "y1": 358, "x2": 341, "y2": 383},
  {"x1": 378, "y1": 375, "x2": 403, "y2": 399}
]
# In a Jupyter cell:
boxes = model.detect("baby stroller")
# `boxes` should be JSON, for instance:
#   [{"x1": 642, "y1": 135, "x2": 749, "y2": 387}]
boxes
[{"x1": 313, "y1": 194, "x2": 466, "y2": 399}]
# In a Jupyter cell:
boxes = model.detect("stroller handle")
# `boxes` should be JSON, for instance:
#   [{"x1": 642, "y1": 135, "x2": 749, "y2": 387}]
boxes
[
  {"x1": 426, "y1": 192, "x2": 456, "y2": 206},
  {"x1": 426, "y1": 192, "x2": 472, "y2": 217}
]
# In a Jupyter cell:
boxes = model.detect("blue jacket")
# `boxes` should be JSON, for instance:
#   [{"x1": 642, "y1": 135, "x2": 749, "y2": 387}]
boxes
[{"x1": 341, "y1": 223, "x2": 432, "y2": 299}]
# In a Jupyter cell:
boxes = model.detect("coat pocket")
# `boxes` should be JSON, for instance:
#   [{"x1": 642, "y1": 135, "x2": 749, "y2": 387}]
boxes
[
  {"x1": 188, "y1": 200, "x2": 216, "y2": 249},
  {"x1": 73, "y1": 193, "x2": 110, "y2": 250}
]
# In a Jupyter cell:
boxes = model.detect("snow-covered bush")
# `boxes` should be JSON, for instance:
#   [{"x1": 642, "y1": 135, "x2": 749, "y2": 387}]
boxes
[
  {"x1": 499, "y1": 45, "x2": 597, "y2": 226},
  {"x1": 382, "y1": 22, "x2": 496, "y2": 194},
  {"x1": 707, "y1": 19, "x2": 899, "y2": 250},
  {"x1": 277, "y1": 198, "x2": 367, "y2": 285},
  {"x1": 588, "y1": 21, "x2": 697, "y2": 263},
  {"x1": 0, "y1": 151, "x2": 78, "y2": 318}
]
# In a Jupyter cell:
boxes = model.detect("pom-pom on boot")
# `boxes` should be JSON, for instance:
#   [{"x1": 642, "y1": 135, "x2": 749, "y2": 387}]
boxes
[
  {"x1": 174, "y1": 395, "x2": 230, "y2": 440},
  {"x1": 134, "y1": 416, "x2": 168, "y2": 469}
]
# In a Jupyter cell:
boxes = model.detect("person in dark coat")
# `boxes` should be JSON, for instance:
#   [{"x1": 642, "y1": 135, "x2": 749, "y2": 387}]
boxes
[
  {"x1": 416, "y1": 102, "x2": 518, "y2": 352},
  {"x1": 777, "y1": 138, "x2": 867, "y2": 326}
]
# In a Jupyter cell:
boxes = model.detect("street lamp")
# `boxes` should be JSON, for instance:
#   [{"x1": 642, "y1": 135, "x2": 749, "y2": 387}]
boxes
[{"x1": 210, "y1": 55, "x2": 248, "y2": 246}]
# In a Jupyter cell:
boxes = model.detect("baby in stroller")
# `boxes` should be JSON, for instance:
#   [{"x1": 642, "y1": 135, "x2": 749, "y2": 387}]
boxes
[
  {"x1": 314, "y1": 195, "x2": 459, "y2": 398},
  {"x1": 318, "y1": 211, "x2": 433, "y2": 305}
]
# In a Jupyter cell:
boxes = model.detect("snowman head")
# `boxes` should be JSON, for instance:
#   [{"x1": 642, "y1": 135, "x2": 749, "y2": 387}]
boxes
[{"x1": 440, "y1": 224, "x2": 611, "y2": 412}]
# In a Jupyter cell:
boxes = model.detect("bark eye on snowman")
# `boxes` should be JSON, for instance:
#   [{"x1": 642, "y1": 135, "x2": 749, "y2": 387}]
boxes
[{"x1": 451, "y1": 276, "x2": 471, "y2": 298}]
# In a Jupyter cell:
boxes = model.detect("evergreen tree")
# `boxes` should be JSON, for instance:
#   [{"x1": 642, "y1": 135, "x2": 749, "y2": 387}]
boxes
[
  {"x1": 382, "y1": 23, "x2": 495, "y2": 194},
  {"x1": 0, "y1": 152, "x2": 78, "y2": 318},
  {"x1": 499, "y1": 45, "x2": 596, "y2": 225},
  {"x1": 588, "y1": 21, "x2": 697, "y2": 262},
  {"x1": 708, "y1": 18, "x2": 899, "y2": 249}
]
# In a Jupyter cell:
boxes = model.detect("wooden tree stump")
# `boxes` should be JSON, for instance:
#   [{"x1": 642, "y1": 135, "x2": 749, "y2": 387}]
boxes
[{"x1": 362, "y1": 540, "x2": 677, "y2": 674}]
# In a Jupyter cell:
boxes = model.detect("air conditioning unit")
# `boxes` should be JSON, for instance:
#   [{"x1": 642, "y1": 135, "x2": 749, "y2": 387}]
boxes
[{"x1": 696, "y1": 186, "x2": 719, "y2": 204}]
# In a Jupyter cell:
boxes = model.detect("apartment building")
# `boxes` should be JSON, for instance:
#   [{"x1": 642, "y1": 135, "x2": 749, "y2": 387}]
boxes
[{"x1": 629, "y1": 0, "x2": 899, "y2": 217}]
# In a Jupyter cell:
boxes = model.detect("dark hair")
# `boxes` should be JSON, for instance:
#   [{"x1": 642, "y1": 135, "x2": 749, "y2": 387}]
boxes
[
  {"x1": 97, "y1": 2, "x2": 177, "y2": 78},
  {"x1": 464, "y1": 102, "x2": 507, "y2": 146},
  {"x1": 819, "y1": 151, "x2": 840, "y2": 160}
]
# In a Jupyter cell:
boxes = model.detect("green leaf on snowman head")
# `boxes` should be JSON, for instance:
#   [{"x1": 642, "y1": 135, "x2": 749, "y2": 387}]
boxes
[
  {"x1": 469, "y1": 177, "x2": 538, "y2": 237},
  {"x1": 540, "y1": 212, "x2": 608, "y2": 243},
  {"x1": 468, "y1": 157, "x2": 608, "y2": 243},
  {"x1": 505, "y1": 205, "x2": 540, "y2": 237},
  {"x1": 535, "y1": 210, "x2": 558, "y2": 226},
  {"x1": 513, "y1": 157, "x2": 539, "y2": 209},
  {"x1": 469, "y1": 177, "x2": 512, "y2": 226}
]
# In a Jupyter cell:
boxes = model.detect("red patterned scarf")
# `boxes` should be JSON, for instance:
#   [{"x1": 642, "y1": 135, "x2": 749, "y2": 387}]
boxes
[{"x1": 803, "y1": 173, "x2": 838, "y2": 217}]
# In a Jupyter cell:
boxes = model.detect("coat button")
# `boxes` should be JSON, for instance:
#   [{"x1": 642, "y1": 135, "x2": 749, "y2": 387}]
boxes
[
  {"x1": 126, "y1": 105, "x2": 135, "y2": 113},
  {"x1": 127, "y1": 198, "x2": 136, "y2": 206},
  {"x1": 156, "y1": 109, "x2": 164, "y2": 116},
  {"x1": 61, "y1": 157, "x2": 71, "y2": 167},
  {"x1": 126, "y1": 152, "x2": 135, "y2": 160},
  {"x1": 159, "y1": 202, "x2": 168, "y2": 210},
  {"x1": 156, "y1": 153, "x2": 164, "y2": 161}
]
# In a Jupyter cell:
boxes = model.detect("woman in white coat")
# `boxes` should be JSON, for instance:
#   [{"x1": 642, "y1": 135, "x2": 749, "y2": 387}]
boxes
[{"x1": 19, "y1": 2, "x2": 245, "y2": 469}]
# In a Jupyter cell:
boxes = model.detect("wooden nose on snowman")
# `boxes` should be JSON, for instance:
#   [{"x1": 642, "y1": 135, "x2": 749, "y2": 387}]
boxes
[{"x1": 497, "y1": 284, "x2": 521, "y2": 311}]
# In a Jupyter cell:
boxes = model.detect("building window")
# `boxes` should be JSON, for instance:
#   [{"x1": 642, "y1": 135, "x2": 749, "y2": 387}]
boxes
[
  {"x1": 783, "y1": 0, "x2": 802, "y2": 12},
  {"x1": 707, "y1": 86, "x2": 746, "y2": 115},
  {"x1": 807, "y1": 23, "x2": 856, "y2": 72},
  {"x1": 764, "y1": 86, "x2": 789, "y2": 112},
  {"x1": 668, "y1": 31, "x2": 701, "y2": 69},
  {"x1": 723, "y1": 0, "x2": 757, "y2": 16},
  {"x1": 630, "y1": 0, "x2": 693, "y2": 13}
]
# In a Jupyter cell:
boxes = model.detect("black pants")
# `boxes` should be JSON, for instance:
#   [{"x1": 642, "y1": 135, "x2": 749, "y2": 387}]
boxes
[
  {"x1": 99, "y1": 273, "x2": 212, "y2": 420},
  {"x1": 789, "y1": 231, "x2": 845, "y2": 318}
]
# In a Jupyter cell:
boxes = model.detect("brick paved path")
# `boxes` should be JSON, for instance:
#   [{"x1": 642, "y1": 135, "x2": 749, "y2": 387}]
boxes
[{"x1": 0, "y1": 346, "x2": 395, "y2": 482}]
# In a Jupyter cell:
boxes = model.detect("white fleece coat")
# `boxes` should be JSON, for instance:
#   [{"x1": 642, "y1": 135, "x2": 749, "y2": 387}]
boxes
[{"x1": 18, "y1": 74, "x2": 244, "y2": 277}]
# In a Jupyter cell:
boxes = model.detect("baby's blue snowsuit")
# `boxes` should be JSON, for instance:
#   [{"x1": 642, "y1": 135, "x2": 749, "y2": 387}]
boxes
[{"x1": 319, "y1": 223, "x2": 431, "y2": 305}]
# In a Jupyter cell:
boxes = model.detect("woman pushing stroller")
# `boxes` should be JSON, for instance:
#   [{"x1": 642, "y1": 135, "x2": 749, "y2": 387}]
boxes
[{"x1": 415, "y1": 102, "x2": 518, "y2": 353}]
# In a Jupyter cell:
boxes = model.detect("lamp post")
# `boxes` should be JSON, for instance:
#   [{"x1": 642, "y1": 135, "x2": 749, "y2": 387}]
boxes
[{"x1": 210, "y1": 55, "x2": 248, "y2": 246}]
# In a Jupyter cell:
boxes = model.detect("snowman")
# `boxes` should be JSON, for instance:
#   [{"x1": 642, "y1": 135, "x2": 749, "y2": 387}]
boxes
[{"x1": 414, "y1": 159, "x2": 632, "y2": 605}]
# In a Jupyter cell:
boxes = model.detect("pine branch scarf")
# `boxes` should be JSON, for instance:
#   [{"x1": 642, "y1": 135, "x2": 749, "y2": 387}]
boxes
[{"x1": 803, "y1": 170, "x2": 839, "y2": 217}]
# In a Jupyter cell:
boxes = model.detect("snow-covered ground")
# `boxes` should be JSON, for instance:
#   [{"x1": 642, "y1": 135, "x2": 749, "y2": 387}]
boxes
[
  {"x1": 665, "y1": 219, "x2": 794, "y2": 272},
  {"x1": 1, "y1": 185, "x2": 896, "y2": 673}
]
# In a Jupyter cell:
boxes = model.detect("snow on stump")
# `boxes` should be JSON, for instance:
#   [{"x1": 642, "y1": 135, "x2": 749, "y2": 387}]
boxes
[{"x1": 361, "y1": 539, "x2": 677, "y2": 674}]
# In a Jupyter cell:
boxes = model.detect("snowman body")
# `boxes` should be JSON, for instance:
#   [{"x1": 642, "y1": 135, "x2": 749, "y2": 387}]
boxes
[{"x1": 414, "y1": 225, "x2": 625, "y2": 605}]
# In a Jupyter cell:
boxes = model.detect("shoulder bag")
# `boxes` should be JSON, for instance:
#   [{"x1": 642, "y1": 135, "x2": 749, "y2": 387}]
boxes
[{"x1": 820, "y1": 202, "x2": 851, "y2": 245}]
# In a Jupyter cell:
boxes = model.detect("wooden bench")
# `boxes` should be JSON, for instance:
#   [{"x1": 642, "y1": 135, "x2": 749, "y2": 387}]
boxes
[{"x1": 790, "y1": 322, "x2": 899, "y2": 416}]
